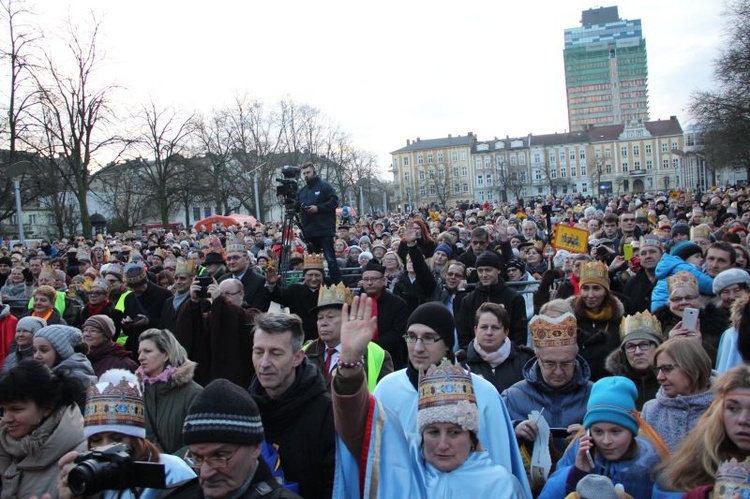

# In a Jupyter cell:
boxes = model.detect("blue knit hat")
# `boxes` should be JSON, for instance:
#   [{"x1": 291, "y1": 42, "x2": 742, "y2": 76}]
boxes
[
  {"x1": 34, "y1": 325, "x2": 83, "y2": 361},
  {"x1": 434, "y1": 243, "x2": 453, "y2": 258},
  {"x1": 583, "y1": 376, "x2": 639, "y2": 435},
  {"x1": 670, "y1": 241, "x2": 703, "y2": 262}
]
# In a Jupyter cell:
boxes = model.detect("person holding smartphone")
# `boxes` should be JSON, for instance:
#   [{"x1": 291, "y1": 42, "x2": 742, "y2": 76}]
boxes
[{"x1": 539, "y1": 376, "x2": 668, "y2": 499}]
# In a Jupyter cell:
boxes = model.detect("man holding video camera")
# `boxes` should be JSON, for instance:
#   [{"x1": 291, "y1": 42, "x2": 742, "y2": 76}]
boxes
[{"x1": 297, "y1": 162, "x2": 341, "y2": 284}]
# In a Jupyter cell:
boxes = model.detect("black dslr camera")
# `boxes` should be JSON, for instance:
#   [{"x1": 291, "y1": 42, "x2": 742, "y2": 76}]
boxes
[
  {"x1": 276, "y1": 165, "x2": 302, "y2": 211},
  {"x1": 67, "y1": 443, "x2": 166, "y2": 496}
]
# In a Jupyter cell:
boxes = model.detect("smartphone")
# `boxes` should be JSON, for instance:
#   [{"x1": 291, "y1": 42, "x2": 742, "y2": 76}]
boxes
[
  {"x1": 585, "y1": 430, "x2": 596, "y2": 468},
  {"x1": 196, "y1": 276, "x2": 212, "y2": 299},
  {"x1": 623, "y1": 243, "x2": 634, "y2": 261},
  {"x1": 550, "y1": 428, "x2": 569, "y2": 439},
  {"x1": 683, "y1": 307, "x2": 699, "y2": 331}
]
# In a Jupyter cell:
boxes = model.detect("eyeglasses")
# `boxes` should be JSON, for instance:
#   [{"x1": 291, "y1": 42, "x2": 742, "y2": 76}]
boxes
[
  {"x1": 539, "y1": 359, "x2": 576, "y2": 371},
  {"x1": 624, "y1": 341, "x2": 654, "y2": 353},
  {"x1": 362, "y1": 277, "x2": 383, "y2": 283},
  {"x1": 653, "y1": 364, "x2": 678, "y2": 375},
  {"x1": 669, "y1": 295, "x2": 698, "y2": 303},
  {"x1": 88, "y1": 291, "x2": 107, "y2": 297},
  {"x1": 225, "y1": 255, "x2": 244, "y2": 261},
  {"x1": 403, "y1": 334, "x2": 443, "y2": 345},
  {"x1": 185, "y1": 446, "x2": 239, "y2": 470}
]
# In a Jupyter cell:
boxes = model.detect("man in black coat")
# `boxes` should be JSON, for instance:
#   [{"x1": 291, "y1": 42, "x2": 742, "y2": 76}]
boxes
[
  {"x1": 120, "y1": 263, "x2": 173, "y2": 360},
  {"x1": 218, "y1": 240, "x2": 270, "y2": 312},
  {"x1": 297, "y1": 162, "x2": 341, "y2": 283},
  {"x1": 455, "y1": 251, "x2": 528, "y2": 349},
  {"x1": 359, "y1": 260, "x2": 410, "y2": 369},
  {"x1": 249, "y1": 313, "x2": 334, "y2": 499},
  {"x1": 622, "y1": 235, "x2": 662, "y2": 314}
]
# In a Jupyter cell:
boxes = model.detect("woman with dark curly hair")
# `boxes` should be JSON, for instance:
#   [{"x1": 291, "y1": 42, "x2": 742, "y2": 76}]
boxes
[{"x1": 0, "y1": 360, "x2": 87, "y2": 498}]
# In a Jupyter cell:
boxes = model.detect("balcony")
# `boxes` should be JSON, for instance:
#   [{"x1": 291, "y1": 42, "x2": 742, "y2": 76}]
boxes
[{"x1": 629, "y1": 169, "x2": 647, "y2": 177}]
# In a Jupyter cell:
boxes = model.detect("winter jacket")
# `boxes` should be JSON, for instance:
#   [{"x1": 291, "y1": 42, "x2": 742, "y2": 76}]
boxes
[
  {"x1": 0, "y1": 281, "x2": 33, "y2": 303},
  {"x1": 623, "y1": 268, "x2": 657, "y2": 314},
  {"x1": 572, "y1": 294, "x2": 624, "y2": 382},
  {"x1": 501, "y1": 356, "x2": 593, "y2": 453},
  {"x1": 296, "y1": 176, "x2": 338, "y2": 238},
  {"x1": 121, "y1": 282, "x2": 174, "y2": 358},
  {"x1": 641, "y1": 386, "x2": 714, "y2": 452},
  {"x1": 393, "y1": 242, "x2": 438, "y2": 317},
  {"x1": 654, "y1": 305, "x2": 719, "y2": 361},
  {"x1": 605, "y1": 348, "x2": 660, "y2": 410},
  {"x1": 142, "y1": 361, "x2": 203, "y2": 454},
  {"x1": 368, "y1": 290, "x2": 410, "y2": 369},
  {"x1": 0, "y1": 405, "x2": 87, "y2": 499},
  {"x1": 0, "y1": 305, "x2": 18, "y2": 365},
  {"x1": 465, "y1": 340, "x2": 533, "y2": 394},
  {"x1": 701, "y1": 301, "x2": 731, "y2": 366},
  {"x1": 249, "y1": 358, "x2": 335, "y2": 499},
  {"x1": 87, "y1": 341, "x2": 138, "y2": 378},
  {"x1": 456, "y1": 280, "x2": 528, "y2": 349},
  {"x1": 53, "y1": 353, "x2": 97, "y2": 411},
  {"x1": 1, "y1": 345, "x2": 32, "y2": 374},
  {"x1": 269, "y1": 282, "x2": 320, "y2": 341},
  {"x1": 651, "y1": 254, "x2": 714, "y2": 312},
  {"x1": 540, "y1": 437, "x2": 662, "y2": 499}
]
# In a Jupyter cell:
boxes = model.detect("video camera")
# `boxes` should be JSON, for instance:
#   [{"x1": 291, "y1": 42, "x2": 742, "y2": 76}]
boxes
[
  {"x1": 276, "y1": 165, "x2": 301, "y2": 212},
  {"x1": 67, "y1": 443, "x2": 166, "y2": 496}
]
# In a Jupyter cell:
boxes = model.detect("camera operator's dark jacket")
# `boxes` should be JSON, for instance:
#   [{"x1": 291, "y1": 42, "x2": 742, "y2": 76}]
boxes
[
  {"x1": 297, "y1": 176, "x2": 338, "y2": 238},
  {"x1": 455, "y1": 280, "x2": 528, "y2": 349}
]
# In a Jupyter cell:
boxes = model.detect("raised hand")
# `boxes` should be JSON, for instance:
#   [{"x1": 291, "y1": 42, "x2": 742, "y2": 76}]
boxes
[{"x1": 340, "y1": 295, "x2": 377, "y2": 363}]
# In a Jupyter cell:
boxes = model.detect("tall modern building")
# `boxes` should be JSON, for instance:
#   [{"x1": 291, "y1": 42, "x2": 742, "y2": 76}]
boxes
[{"x1": 564, "y1": 6, "x2": 649, "y2": 132}]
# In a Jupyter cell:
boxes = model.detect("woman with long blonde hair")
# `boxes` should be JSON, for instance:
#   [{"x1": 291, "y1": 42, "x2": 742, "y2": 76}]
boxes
[{"x1": 654, "y1": 365, "x2": 750, "y2": 497}]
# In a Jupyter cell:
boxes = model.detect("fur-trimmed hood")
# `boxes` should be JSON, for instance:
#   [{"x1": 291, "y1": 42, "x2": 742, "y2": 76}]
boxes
[{"x1": 168, "y1": 360, "x2": 197, "y2": 389}]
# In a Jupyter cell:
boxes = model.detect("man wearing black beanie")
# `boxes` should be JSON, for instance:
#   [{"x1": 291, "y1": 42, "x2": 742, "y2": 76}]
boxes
[{"x1": 175, "y1": 379, "x2": 301, "y2": 498}]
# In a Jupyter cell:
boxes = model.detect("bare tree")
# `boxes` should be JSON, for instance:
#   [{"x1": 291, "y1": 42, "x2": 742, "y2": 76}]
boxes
[
  {"x1": 132, "y1": 100, "x2": 196, "y2": 228},
  {"x1": 91, "y1": 159, "x2": 154, "y2": 231},
  {"x1": 26, "y1": 15, "x2": 120, "y2": 237}
]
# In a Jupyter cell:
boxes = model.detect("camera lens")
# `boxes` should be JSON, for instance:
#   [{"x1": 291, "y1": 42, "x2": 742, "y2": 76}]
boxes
[{"x1": 68, "y1": 459, "x2": 120, "y2": 496}]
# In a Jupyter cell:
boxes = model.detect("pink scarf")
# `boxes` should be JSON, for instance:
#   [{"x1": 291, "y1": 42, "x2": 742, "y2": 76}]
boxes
[{"x1": 137, "y1": 365, "x2": 178, "y2": 385}]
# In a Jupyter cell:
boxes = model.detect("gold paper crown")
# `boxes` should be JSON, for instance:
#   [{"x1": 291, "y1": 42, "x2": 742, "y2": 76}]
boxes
[
  {"x1": 714, "y1": 457, "x2": 750, "y2": 495},
  {"x1": 225, "y1": 238, "x2": 246, "y2": 254},
  {"x1": 174, "y1": 258, "x2": 197, "y2": 277},
  {"x1": 668, "y1": 270, "x2": 699, "y2": 296},
  {"x1": 690, "y1": 224, "x2": 712, "y2": 241},
  {"x1": 619, "y1": 311, "x2": 662, "y2": 341},
  {"x1": 84, "y1": 378, "x2": 145, "y2": 438},
  {"x1": 636, "y1": 208, "x2": 650, "y2": 219},
  {"x1": 579, "y1": 261, "x2": 610, "y2": 290},
  {"x1": 315, "y1": 282, "x2": 354, "y2": 310},
  {"x1": 39, "y1": 264, "x2": 56, "y2": 280},
  {"x1": 529, "y1": 312, "x2": 577, "y2": 348},
  {"x1": 639, "y1": 235, "x2": 661, "y2": 249},
  {"x1": 417, "y1": 359, "x2": 478, "y2": 434},
  {"x1": 304, "y1": 253, "x2": 325, "y2": 271}
]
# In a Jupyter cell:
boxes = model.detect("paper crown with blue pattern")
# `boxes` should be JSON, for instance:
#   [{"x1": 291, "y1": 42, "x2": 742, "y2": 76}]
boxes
[{"x1": 417, "y1": 359, "x2": 479, "y2": 435}]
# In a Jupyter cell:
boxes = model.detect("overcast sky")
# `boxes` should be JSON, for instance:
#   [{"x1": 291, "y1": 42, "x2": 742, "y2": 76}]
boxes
[{"x1": 27, "y1": 0, "x2": 726, "y2": 175}]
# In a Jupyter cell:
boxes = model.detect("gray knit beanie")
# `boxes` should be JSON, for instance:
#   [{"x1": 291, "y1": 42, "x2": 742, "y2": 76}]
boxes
[
  {"x1": 576, "y1": 474, "x2": 619, "y2": 499},
  {"x1": 34, "y1": 325, "x2": 83, "y2": 360},
  {"x1": 16, "y1": 316, "x2": 47, "y2": 335}
]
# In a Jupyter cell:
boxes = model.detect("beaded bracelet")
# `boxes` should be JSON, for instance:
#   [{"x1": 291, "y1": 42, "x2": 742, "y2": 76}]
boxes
[{"x1": 337, "y1": 356, "x2": 365, "y2": 369}]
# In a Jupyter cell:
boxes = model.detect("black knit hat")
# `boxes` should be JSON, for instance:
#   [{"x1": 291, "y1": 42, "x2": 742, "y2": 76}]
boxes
[
  {"x1": 183, "y1": 379, "x2": 264, "y2": 445},
  {"x1": 407, "y1": 302, "x2": 455, "y2": 351},
  {"x1": 363, "y1": 260, "x2": 386, "y2": 274},
  {"x1": 475, "y1": 251, "x2": 502, "y2": 270}
]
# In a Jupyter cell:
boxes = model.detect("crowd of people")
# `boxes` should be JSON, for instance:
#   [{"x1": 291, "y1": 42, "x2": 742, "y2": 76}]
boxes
[{"x1": 1, "y1": 182, "x2": 750, "y2": 497}]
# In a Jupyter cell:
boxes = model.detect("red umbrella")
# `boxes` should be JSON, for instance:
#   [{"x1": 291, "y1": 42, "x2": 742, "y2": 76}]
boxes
[{"x1": 194, "y1": 214, "x2": 257, "y2": 231}]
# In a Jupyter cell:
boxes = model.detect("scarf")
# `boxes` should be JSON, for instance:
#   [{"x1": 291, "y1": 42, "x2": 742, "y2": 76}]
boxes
[
  {"x1": 137, "y1": 365, "x2": 179, "y2": 385},
  {"x1": 85, "y1": 300, "x2": 110, "y2": 317},
  {"x1": 172, "y1": 291, "x2": 189, "y2": 311},
  {"x1": 582, "y1": 299, "x2": 616, "y2": 323},
  {"x1": 32, "y1": 309, "x2": 53, "y2": 322},
  {"x1": 369, "y1": 291, "x2": 382, "y2": 340},
  {"x1": 571, "y1": 273, "x2": 581, "y2": 295},
  {"x1": 473, "y1": 338, "x2": 511, "y2": 369},
  {"x1": 0, "y1": 406, "x2": 65, "y2": 499}
]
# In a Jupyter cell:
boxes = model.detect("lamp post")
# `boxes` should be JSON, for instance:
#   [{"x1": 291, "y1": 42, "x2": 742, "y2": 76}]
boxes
[{"x1": 7, "y1": 160, "x2": 32, "y2": 245}]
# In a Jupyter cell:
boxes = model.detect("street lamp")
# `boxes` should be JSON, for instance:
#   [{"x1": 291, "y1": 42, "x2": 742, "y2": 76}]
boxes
[{"x1": 7, "y1": 160, "x2": 33, "y2": 245}]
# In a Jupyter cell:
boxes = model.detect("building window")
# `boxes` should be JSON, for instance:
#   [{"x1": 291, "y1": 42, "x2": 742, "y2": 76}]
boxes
[
  {"x1": 437, "y1": 152, "x2": 443, "y2": 162},
  {"x1": 582, "y1": 182, "x2": 588, "y2": 193},
  {"x1": 460, "y1": 152, "x2": 467, "y2": 161},
  {"x1": 537, "y1": 186, "x2": 543, "y2": 194},
  {"x1": 463, "y1": 183, "x2": 469, "y2": 192},
  {"x1": 606, "y1": 164, "x2": 612, "y2": 174},
  {"x1": 418, "y1": 171, "x2": 425, "y2": 181},
  {"x1": 193, "y1": 207, "x2": 201, "y2": 221},
  {"x1": 534, "y1": 153, "x2": 541, "y2": 164},
  {"x1": 451, "y1": 151, "x2": 458, "y2": 162},
  {"x1": 648, "y1": 177, "x2": 653, "y2": 188},
  {"x1": 404, "y1": 171, "x2": 410, "y2": 182},
  {"x1": 622, "y1": 162, "x2": 628, "y2": 172},
  {"x1": 550, "y1": 154, "x2": 556, "y2": 165},
  {"x1": 484, "y1": 157, "x2": 491, "y2": 168},
  {"x1": 559, "y1": 151, "x2": 565, "y2": 162},
  {"x1": 634, "y1": 161, "x2": 641, "y2": 171},
  {"x1": 560, "y1": 166, "x2": 567, "y2": 178},
  {"x1": 662, "y1": 142, "x2": 668, "y2": 153},
  {"x1": 646, "y1": 160, "x2": 653, "y2": 171},
  {"x1": 428, "y1": 168, "x2": 435, "y2": 179},
  {"x1": 672, "y1": 142, "x2": 678, "y2": 150},
  {"x1": 419, "y1": 186, "x2": 426, "y2": 197},
  {"x1": 392, "y1": 158, "x2": 398, "y2": 169},
  {"x1": 551, "y1": 169, "x2": 557, "y2": 179},
  {"x1": 452, "y1": 167, "x2": 459, "y2": 178},
  {"x1": 621, "y1": 147, "x2": 628, "y2": 157},
  {"x1": 418, "y1": 154, "x2": 424, "y2": 165},
  {"x1": 633, "y1": 145, "x2": 640, "y2": 156},
  {"x1": 520, "y1": 171, "x2": 527, "y2": 184},
  {"x1": 663, "y1": 159, "x2": 669, "y2": 169},
  {"x1": 645, "y1": 144, "x2": 652, "y2": 154},
  {"x1": 595, "y1": 150, "x2": 601, "y2": 159},
  {"x1": 571, "y1": 166, "x2": 577, "y2": 177},
  {"x1": 477, "y1": 175, "x2": 484, "y2": 186},
  {"x1": 427, "y1": 152, "x2": 433, "y2": 164},
  {"x1": 454, "y1": 182, "x2": 460, "y2": 192},
  {"x1": 438, "y1": 167, "x2": 445, "y2": 179},
  {"x1": 673, "y1": 159, "x2": 680, "y2": 168},
  {"x1": 510, "y1": 156, "x2": 517, "y2": 166},
  {"x1": 461, "y1": 166, "x2": 468, "y2": 177},
  {"x1": 204, "y1": 206, "x2": 212, "y2": 218},
  {"x1": 581, "y1": 164, "x2": 587, "y2": 176},
  {"x1": 403, "y1": 155, "x2": 410, "y2": 166},
  {"x1": 580, "y1": 149, "x2": 586, "y2": 160},
  {"x1": 475, "y1": 158, "x2": 482, "y2": 168},
  {"x1": 486, "y1": 174, "x2": 492, "y2": 185},
  {"x1": 519, "y1": 153, "x2": 526, "y2": 165},
  {"x1": 429, "y1": 185, "x2": 436, "y2": 196},
  {"x1": 535, "y1": 169, "x2": 542, "y2": 180},
  {"x1": 569, "y1": 151, "x2": 575, "y2": 161},
  {"x1": 605, "y1": 149, "x2": 612, "y2": 158}
]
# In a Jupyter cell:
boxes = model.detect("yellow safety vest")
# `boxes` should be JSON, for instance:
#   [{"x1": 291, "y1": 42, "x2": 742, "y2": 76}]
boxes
[
  {"x1": 302, "y1": 341, "x2": 386, "y2": 393},
  {"x1": 27, "y1": 291, "x2": 67, "y2": 317},
  {"x1": 114, "y1": 290, "x2": 132, "y2": 346}
]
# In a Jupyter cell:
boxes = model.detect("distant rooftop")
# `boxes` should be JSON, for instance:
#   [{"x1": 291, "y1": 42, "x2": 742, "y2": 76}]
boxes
[
  {"x1": 391, "y1": 133, "x2": 476, "y2": 154},
  {"x1": 581, "y1": 6, "x2": 619, "y2": 26}
]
